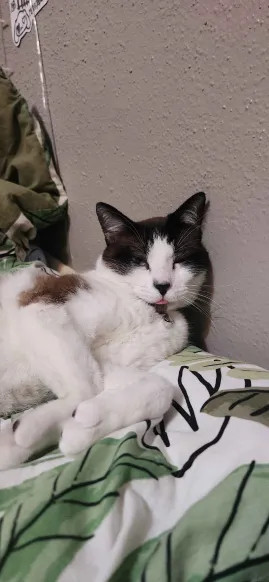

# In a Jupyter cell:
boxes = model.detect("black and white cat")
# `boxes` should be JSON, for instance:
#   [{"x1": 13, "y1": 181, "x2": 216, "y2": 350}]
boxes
[{"x1": 0, "y1": 192, "x2": 211, "y2": 468}]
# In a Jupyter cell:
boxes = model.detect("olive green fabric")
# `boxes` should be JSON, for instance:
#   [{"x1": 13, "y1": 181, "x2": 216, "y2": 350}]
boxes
[{"x1": 0, "y1": 68, "x2": 67, "y2": 268}]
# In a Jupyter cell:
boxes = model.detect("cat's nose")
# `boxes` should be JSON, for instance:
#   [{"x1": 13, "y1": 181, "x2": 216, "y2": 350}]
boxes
[{"x1": 154, "y1": 282, "x2": 171, "y2": 296}]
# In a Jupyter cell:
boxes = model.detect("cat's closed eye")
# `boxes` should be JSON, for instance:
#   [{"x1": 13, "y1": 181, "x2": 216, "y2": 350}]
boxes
[
  {"x1": 132, "y1": 257, "x2": 149, "y2": 269},
  {"x1": 173, "y1": 254, "x2": 194, "y2": 267}
]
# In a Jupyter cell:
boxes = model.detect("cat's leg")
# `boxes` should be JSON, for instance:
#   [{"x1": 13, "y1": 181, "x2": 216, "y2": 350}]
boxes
[
  {"x1": 0, "y1": 306, "x2": 102, "y2": 467},
  {"x1": 0, "y1": 365, "x2": 100, "y2": 470},
  {"x1": 60, "y1": 369, "x2": 174, "y2": 456},
  {"x1": 0, "y1": 421, "x2": 34, "y2": 470},
  {"x1": 0, "y1": 400, "x2": 66, "y2": 470},
  {"x1": 13, "y1": 349, "x2": 101, "y2": 452},
  {"x1": 0, "y1": 393, "x2": 90, "y2": 470}
]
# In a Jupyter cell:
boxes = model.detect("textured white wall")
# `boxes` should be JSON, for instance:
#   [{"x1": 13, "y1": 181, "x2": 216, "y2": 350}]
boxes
[{"x1": 1, "y1": 1, "x2": 269, "y2": 366}]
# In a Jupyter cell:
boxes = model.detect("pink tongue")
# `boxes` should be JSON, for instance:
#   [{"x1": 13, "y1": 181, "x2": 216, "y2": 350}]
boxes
[{"x1": 156, "y1": 299, "x2": 168, "y2": 305}]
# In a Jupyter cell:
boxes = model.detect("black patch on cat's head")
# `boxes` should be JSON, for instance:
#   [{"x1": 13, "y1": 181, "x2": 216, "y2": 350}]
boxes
[{"x1": 96, "y1": 192, "x2": 209, "y2": 275}]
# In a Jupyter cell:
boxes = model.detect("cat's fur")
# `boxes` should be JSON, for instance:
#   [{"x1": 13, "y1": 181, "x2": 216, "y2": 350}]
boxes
[{"x1": 0, "y1": 192, "x2": 211, "y2": 468}]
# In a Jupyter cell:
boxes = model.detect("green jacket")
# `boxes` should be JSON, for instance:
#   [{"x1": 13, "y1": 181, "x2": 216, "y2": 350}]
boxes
[{"x1": 0, "y1": 68, "x2": 67, "y2": 271}]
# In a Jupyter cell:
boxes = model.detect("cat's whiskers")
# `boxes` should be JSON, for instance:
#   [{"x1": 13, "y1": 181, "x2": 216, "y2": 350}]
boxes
[
  {"x1": 186, "y1": 288, "x2": 223, "y2": 311},
  {"x1": 176, "y1": 223, "x2": 202, "y2": 248},
  {"x1": 180, "y1": 294, "x2": 218, "y2": 333}
]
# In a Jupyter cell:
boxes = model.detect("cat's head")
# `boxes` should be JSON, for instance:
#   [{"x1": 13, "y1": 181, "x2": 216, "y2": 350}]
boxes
[{"x1": 96, "y1": 192, "x2": 210, "y2": 310}]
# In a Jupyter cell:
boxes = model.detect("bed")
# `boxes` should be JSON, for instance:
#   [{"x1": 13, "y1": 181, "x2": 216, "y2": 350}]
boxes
[{"x1": 1, "y1": 345, "x2": 269, "y2": 581}]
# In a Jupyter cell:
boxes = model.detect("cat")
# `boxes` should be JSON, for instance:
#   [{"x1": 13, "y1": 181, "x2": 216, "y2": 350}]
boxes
[{"x1": 0, "y1": 192, "x2": 211, "y2": 469}]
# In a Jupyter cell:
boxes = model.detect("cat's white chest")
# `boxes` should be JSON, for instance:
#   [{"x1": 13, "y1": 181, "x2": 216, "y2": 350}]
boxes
[{"x1": 91, "y1": 297, "x2": 188, "y2": 371}]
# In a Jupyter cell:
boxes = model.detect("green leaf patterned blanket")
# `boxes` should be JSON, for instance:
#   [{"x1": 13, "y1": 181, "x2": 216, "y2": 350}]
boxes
[
  {"x1": 0, "y1": 68, "x2": 67, "y2": 272},
  {"x1": 1, "y1": 346, "x2": 269, "y2": 581}
]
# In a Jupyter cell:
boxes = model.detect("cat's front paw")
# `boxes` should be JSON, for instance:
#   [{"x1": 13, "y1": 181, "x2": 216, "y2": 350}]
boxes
[
  {"x1": 0, "y1": 422, "x2": 32, "y2": 469},
  {"x1": 59, "y1": 421, "x2": 92, "y2": 456},
  {"x1": 14, "y1": 410, "x2": 59, "y2": 449},
  {"x1": 73, "y1": 399, "x2": 101, "y2": 428},
  {"x1": 60, "y1": 399, "x2": 104, "y2": 456}
]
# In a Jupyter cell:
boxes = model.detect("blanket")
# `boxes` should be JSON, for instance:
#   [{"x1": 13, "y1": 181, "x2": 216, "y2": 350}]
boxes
[{"x1": 1, "y1": 346, "x2": 269, "y2": 581}]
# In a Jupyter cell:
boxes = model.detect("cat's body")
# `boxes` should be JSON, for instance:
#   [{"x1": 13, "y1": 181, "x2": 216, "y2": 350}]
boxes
[{"x1": 0, "y1": 192, "x2": 211, "y2": 468}]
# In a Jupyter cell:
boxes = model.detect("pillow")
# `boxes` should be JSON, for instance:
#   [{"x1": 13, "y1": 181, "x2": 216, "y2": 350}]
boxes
[{"x1": 165, "y1": 346, "x2": 269, "y2": 428}]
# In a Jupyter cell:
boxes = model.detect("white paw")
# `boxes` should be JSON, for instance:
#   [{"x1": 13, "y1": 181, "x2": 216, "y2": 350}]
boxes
[
  {"x1": 13, "y1": 413, "x2": 38, "y2": 449},
  {"x1": 59, "y1": 419, "x2": 98, "y2": 456},
  {"x1": 14, "y1": 412, "x2": 58, "y2": 449},
  {"x1": 74, "y1": 399, "x2": 101, "y2": 428},
  {"x1": 0, "y1": 422, "x2": 32, "y2": 470},
  {"x1": 60, "y1": 399, "x2": 105, "y2": 456}
]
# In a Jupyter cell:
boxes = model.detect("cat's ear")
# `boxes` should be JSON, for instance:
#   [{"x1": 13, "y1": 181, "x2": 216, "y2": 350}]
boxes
[
  {"x1": 96, "y1": 203, "x2": 132, "y2": 243},
  {"x1": 170, "y1": 192, "x2": 207, "y2": 226}
]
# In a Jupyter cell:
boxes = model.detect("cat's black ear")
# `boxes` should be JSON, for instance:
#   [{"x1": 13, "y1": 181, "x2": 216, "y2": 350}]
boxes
[
  {"x1": 170, "y1": 192, "x2": 206, "y2": 226},
  {"x1": 96, "y1": 203, "x2": 132, "y2": 243}
]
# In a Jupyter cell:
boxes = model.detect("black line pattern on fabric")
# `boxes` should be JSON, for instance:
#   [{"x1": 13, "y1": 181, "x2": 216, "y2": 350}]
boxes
[
  {"x1": 52, "y1": 472, "x2": 61, "y2": 497},
  {"x1": 204, "y1": 460, "x2": 255, "y2": 580},
  {"x1": 113, "y1": 451, "x2": 171, "y2": 470},
  {"x1": 166, "y1": 532, "x2": 172, "y2": 582},
  {"x1": 190, "y1": 368, "x2": 222, "y2": 396},
  {"x1": 175, "y1": 366, "x2": 199, "y2": 431},
  {"x1": 153, "y1": 425, "x2": 159, "y2": 438},
  {"x1": 153, "y1": 418, "x2": 170, "y2": 447},
  {"x1": 111, "y1": 462, "x2": 158, "y2": 480},
  {"x1": 228, "y1": 392, "x2": 258, "y2": 411},
  {"x1": 0, "y1": 434, "x2": 158, "y2": 574},
  {"x1": 203, "y1": 553, "x2": 269, "y2": 580},
  {"x1": 0, "y1": 517, "x2": 3, "y2": 553},
  {"x1": 141, "y1": 540, "x2": 161, "y2": 582},
  {"x1": 116, "y1": 433, "x2": 137, "y2": 450},
  {"x1": 201, "y1": 389, "x2": 269, "y2": 411},
  {"x1": 60, "y1": 491, "x2": 119, "y2": 508},
  {"x1": 13, "y1": 534, "x2": 94, "y2": 552},
  {"x1": 141, "y1": 421, "x2": 161, "y2": 451},
  {"x1": 6, "y1": 504, "x2": 22, "y2": 554},
  {"x1": 250, "y1": 513, "x2": 269, "y2": 553},
  {"x1": 154, "y1": 362, "x2": 210, "y2": 444},
  {"x1": 202, "y1": 361, "x2": 237, "y2": 368},
  {"x1": 233, "y1": 366, "x2": 269, "y2": 375},
  {"x1": 171, "y1": 399, "x2": 198, "y2": 432},
  {"x1": 251, "y1": 404, "x2": 269, "y2": 417},
  {"x1": 0, "y1": 504, "x2": 22, "y2": 574},
  {"x1": 172, "y1": 418, "x2": 230, "y2": 478},
  {"x1": 74, "y1": 447, "x2": 92, "y2": 480},
  {"x1": 159, "y1": 420, "x2": 170, "y2": 447}
]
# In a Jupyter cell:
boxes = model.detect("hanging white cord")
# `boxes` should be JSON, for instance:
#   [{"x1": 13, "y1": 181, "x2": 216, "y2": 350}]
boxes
[
  {"x1": 0, "y1": 2, "x2": 59, "y2": 166},
  {"x1": 29, "y1": 0, "x2": 47, "y2": 109},
  {"x1": 28, "y1": 0, "x2": 59, "y2": 166}
]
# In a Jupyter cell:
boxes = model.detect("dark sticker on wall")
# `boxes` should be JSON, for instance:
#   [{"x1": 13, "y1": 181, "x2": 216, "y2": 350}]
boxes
[{"x1": 9, "y1": 0, "x2": 49, "y2": 46}]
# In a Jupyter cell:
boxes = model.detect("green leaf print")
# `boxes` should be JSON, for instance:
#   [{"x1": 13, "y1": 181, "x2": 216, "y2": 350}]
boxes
[
  {"x1": 110, "y1": 462, "x2": 269, "y2": 582},
  {"x1": 227, "y1": 367, "x2": 269, "y2": 381},
  {"x1": 167, "y1": 346, "x2": 204, "y2": 366},
  {"x1": 168, "y1": 348, "x2": 269, "y2": 379},
  {"x1": 168, "y1": 347, "x2": 240, "y2": 371},
  {"x1": 201, "y1": 388, "x2": 269, "y2": 427},
  {"x1": 0, "y1": 432, "x2": 174, "y2": 582}
]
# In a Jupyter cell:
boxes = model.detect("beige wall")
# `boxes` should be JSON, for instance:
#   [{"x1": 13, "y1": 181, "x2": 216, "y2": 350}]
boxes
[{"x1": 1, "y1": 1, "x2": 269, "y2": 366}]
